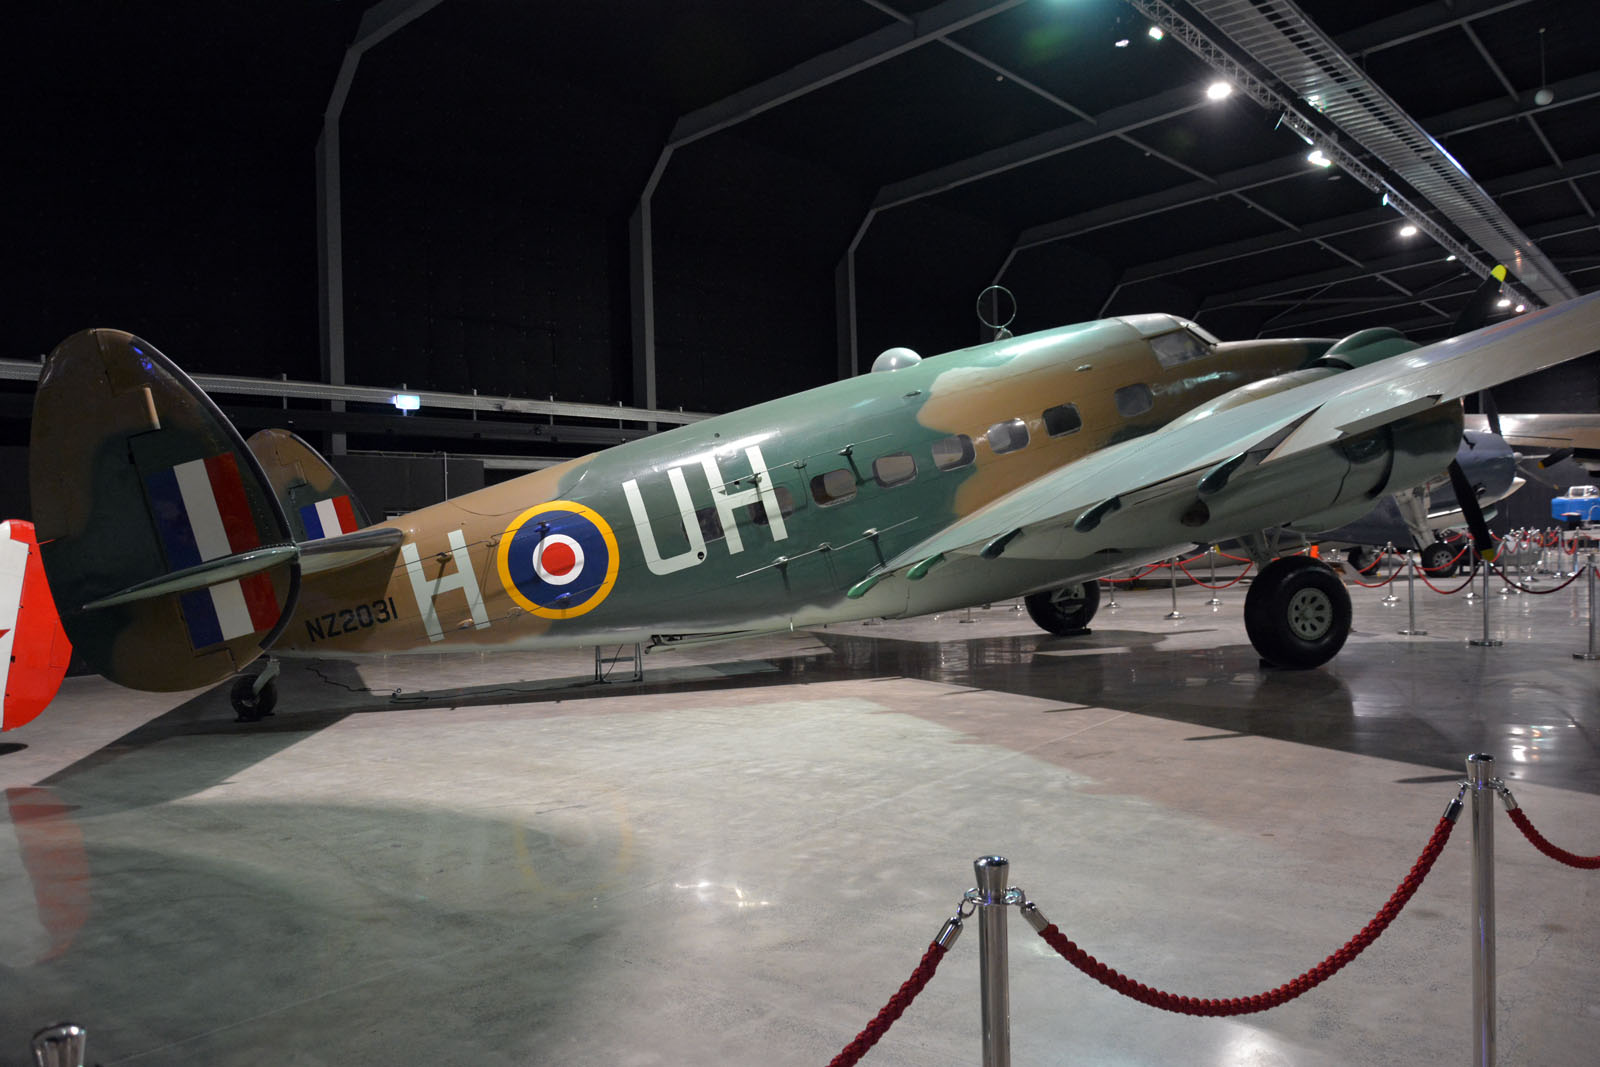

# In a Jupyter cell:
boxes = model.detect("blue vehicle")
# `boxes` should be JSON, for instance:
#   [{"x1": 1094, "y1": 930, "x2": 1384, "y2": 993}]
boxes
[{"x1": 1553, "y1": 485, "x2": 1600, "y2": 527}]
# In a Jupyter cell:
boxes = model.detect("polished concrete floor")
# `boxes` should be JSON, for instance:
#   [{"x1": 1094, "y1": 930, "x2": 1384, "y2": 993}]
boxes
[{"x1": 3, "y1": 562, "x2": 1600, "y2": 1065}]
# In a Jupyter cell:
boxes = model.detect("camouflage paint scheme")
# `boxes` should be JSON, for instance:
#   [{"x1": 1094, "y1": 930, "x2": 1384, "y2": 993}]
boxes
[
  {"x1": 28, "y1": 288, "x2": 1600, "y2": 694},
  {"x1": 281, "y1": 318, "x2": 1324, "y2": 660}
]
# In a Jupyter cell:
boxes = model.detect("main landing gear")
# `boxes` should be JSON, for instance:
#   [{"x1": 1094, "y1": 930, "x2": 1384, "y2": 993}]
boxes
[
  {"x1": 1024, "y1": 581, "x2": 1100, "y2": 635},
  {"x1": 1244, "y1": 556, "x2": 1352, "y2": 669},
  {"x1": 230, "y1": 658, "x2": 279, "y2": 722}
]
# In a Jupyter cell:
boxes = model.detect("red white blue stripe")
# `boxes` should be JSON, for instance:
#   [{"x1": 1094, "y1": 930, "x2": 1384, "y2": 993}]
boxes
[
  {"x1": 145, "y1": 454, "x2": 278, "y2": 649},
  {"x1": 298, "y1": 495, "x2": 359, "y2": 540}
]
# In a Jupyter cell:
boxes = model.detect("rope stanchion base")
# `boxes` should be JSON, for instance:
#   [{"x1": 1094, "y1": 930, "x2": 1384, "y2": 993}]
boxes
[{"x1": 1022, "y1": 808, "x2": 1460, "y2": 1017}]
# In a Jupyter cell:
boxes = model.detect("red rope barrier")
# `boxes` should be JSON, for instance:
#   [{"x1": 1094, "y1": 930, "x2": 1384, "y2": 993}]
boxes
[
  {"x1": 1345, "y1": 557, "x2": 1405, "y2": 589},
  {"x1": 1416, "y1": 558, "x2": 1481, "y2": 596},
  {"x1": 1175, "y1": 559, "x2": 1254, "y2": 589},
  {"x1": 1490, "y1": 564, "x2": 1587, "y2": 595},
  {"x1": 1032, "y1": 814, "x2": 1456, "y2": 1017},
  {"x1": 1100, "y1": 563, "x2": 1166, "y2": 584},
  {"x1": 1506, "y1": 808, "x2": 1600, "y2": 870},
  {"x1": 828, "y1": 941, "x2": 949, "y2": 1066}
]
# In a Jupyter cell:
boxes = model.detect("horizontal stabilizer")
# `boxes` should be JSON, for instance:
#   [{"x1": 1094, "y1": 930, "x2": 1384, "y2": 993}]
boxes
[
  {"x1": 83, "y1": 545, "x2": 300, "y2": 610},
  {"x1": 300, "y1": 527, "x2": 403, "y2": 577},
  {"x1": 30, "y1": 330, "x2": 300, "y2": 691}
]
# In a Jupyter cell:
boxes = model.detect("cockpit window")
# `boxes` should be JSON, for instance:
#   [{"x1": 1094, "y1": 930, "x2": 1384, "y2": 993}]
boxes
[{"x1": 1149, "y1": 330, "x2": 1211, "y2": 369}]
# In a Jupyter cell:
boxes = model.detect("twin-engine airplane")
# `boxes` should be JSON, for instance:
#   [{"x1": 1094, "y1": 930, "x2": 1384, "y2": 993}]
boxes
[{"x1": 8, "y1": 280, "x2": 1600, "y2": 725}]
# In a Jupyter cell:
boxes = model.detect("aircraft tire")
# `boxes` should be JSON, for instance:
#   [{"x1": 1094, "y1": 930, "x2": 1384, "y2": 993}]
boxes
[
  {"x1": 1345, "y1": 545, "x2": 1380, "y2": 574},
  {"x1": 230, "y1": 675, "x2": 278, "y2": 722},
  {"x1": 1025, "y1": 581, "x2": 1100, "y2": 635},
  {"x1": 1243, "y1": 556, "x2": 1351, "y2": 670},
  {"x1": 1420, "y1": 541, "x2": 1457, "y2": 577}
]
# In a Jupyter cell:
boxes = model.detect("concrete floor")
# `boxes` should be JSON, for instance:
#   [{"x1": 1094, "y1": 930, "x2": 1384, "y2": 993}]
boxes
[{"x1": 3, "y1": 562, "x2": 1600, "y2": 1065}]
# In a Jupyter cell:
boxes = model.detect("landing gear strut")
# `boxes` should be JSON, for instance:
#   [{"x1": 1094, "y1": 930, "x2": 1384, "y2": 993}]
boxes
[
  {"x1": 230, "y1": 658, "x2": 279, "y2": 722},
  {"x1": 1244, "y1": 556, "x2": 1351, "y2": 669},
  {"x1": 1025, "y1": 581, "x2": 1100, "y2": 635}
]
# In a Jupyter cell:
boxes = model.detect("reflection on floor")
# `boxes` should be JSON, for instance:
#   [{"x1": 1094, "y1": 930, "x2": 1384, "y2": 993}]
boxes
[{"x1": 2, "y1": 575, "x2": 1598, "y2": 1065}]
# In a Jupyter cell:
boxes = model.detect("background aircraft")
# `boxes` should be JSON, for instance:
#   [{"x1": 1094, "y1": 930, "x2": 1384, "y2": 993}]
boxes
[{"x1": 10, "y1": 288, "x2": 1600, "y2": 724}]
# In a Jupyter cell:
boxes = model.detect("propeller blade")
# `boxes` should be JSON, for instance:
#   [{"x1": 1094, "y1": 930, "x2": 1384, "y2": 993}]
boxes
[
  {"x1": 1454, "y1": 264, "x2": 1509, "y2": 335},
  {"x1": 1480, "y1": 387, "x2": 1503, "y2": 437},
  {"x1": 1539, "y1": 448, "x2": 1574, "y2": 468},
  {"x1": 1448, "y1": 459, "x2": 1497, "y2": 560}
]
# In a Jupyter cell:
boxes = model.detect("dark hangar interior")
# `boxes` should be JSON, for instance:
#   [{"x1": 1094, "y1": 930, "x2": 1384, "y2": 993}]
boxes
[
  {"x1": 10, "y1": 4, "x2": 1600, "y2": 1065},
  {"x1": 12, "y1": 0, "x2": 1600, "y2": 515}
]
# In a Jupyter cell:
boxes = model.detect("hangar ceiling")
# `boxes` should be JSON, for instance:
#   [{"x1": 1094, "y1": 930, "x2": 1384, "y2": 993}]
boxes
[{"x1": 14, "y1": 0, "x2": 1600, "y2": 457}]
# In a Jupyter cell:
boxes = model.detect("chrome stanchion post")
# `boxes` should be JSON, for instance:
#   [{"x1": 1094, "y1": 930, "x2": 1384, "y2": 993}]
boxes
[
  {"x1": 1399, "y1": 551, "x2": 1427, "y2": 636},
  {"x1": 1206, "y1": 544, "x2": 1222, "y2": 607},
  {"x1": 974, "y1": 856, "x2": 1012, "y2": 1067},
  {"x1": 30, "y1": 1023, "x2": 87, "y2": 1067},
  {"x1": 1165, "y1": 559, "x2": 1183, "y2": 620},
  {"x1": 1470, "y1": 551, "x2": 1503, "y2": 647},
  {"x1": 1576, "y1": 552, "x2": 1600, "y2": 661},
  {"x1": 1467, "y1": 754, "x2": 1497, "y2": 1067},
  {"x1": 1380, "y1": 542, "x2": 1400, "y2": 604},
  {"x1": 1105, "y1": 578, "x2": 1118, "y2": 611}
]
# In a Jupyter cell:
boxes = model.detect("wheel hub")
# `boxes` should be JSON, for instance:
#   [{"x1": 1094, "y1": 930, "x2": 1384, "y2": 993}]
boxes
[{"x1": 1287, "y1": 588, "x2": 1333, "y2": 640}]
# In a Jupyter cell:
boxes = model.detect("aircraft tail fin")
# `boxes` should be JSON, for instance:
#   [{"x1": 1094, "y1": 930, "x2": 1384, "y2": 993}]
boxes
[
  {"x1": 30, "y1": 329, "x2": 301, "y2": 692},
  {"x1": 0, "y1": 521, "x2": 73, "y2": 730},
  {"x1": 246, "y1": 429, "x2": 373, "y2": 542}
]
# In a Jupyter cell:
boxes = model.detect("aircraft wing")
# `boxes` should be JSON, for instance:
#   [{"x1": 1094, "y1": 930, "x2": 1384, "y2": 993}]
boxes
[{"x1": 884, "y1": 290, "x2": 1600, "y2": 572}]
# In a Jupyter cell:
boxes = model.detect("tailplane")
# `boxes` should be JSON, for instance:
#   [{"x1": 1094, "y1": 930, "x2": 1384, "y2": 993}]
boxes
[{"x1": 30, "y1": 329, "x2": 300, "y2": 692}]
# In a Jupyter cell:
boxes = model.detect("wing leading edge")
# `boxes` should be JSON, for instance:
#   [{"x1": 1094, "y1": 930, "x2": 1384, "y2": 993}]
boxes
[{"x1": 884, "y1": 290, "x2": 1600, "y2": 575}]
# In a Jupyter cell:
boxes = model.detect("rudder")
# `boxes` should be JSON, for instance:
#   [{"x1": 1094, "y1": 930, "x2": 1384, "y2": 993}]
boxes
[{"x1": 30, "y1": 329, "x2": 300, "y2": 692}]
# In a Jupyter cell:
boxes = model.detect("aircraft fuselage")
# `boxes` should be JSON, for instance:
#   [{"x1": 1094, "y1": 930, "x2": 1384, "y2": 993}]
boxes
[{"x1": 282, "y1": 317, "x2": 1329, "y2": 656}]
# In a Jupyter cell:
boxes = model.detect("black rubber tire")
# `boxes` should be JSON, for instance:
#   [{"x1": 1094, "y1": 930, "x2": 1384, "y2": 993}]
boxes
[
  {"x1": 1345, "y1": 545, "x2": 1380, "y2": 575},
  {"x1": 1420, "y1": 541, "x2": 1457, "y2": 577},
  {"x1": 1243, "y1": 556, "x2": 1352, "y2": 669},
  {"x1": 1025, "y1": 581, "x2": 1100, "y2": 635},
  {"x1": 230, "y1": 675, "x2": 278, "y2": 721}
]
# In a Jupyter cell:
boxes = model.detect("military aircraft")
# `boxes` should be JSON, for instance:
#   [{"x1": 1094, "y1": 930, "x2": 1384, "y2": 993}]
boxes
[{"x1": 9, "y1": 282, "x2": 1600, "y2": 724}]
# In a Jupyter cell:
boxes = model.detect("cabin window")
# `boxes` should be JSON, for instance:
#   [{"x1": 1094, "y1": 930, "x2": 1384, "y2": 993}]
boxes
[
  {"x1": 1042, "y1": 403, "x2": 1082, "y2": 437},
  {"x1": 873, "y1": 452, "x2": 917, "y2": 488},
  {"x1": 932, "y1": 434, "x2": 975, "y2": 470},
  {"x1": 810, "y1": 468, "x2": 857, "y2": 507},
  {"x1": 1114, "y1": 384, "x2": 1154, "y2": 418},
  {"x1": 744, "y1": 485, "x2": 797, "y2": 527},
  {"x1": 1149, "y1": 330, "x2": 1210, "y2": 369},
  {"x1": 985, "y1": 418, "x2": 1029, "y2": 455},
  {"x1": 694, "y1": 507, "x2": 725, "y2": 542}
]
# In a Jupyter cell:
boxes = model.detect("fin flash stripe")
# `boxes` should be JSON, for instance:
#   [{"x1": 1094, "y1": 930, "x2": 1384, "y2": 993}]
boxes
[{"x1": 145, "y1": 454, "x2": 278, "y2": 649}]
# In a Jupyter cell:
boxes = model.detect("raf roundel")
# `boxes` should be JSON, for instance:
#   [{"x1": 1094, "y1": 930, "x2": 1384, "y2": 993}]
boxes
[{"x1": 496, "y1": 501, "x2": 620, "y2": 619}]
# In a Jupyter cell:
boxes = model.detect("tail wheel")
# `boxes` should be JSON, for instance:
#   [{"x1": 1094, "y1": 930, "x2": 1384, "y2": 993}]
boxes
[
  {"x1": 1420, "y1": 541, "x2": 1457, "y2": 577},
  {"x1": 1024, "y1": 581, "x2": 1100, "y2": 635},
  {"x1": 1244, "y1": 556, "x2": 1351, "y2": 669},
  {"x1": 230, "y1": 675, "x2": 277, "y2": 722}
]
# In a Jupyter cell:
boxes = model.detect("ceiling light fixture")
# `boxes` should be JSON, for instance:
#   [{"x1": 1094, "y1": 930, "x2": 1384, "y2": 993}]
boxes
[
  {"x1": 1399, "y1": 224, "x2": 1418, "y2": 237},
  {"x1": 1147, "y1": 25, "x2": 1164, "y2": 40},
  {"x1": 1306, "y1": 149, "x2": 1332, "y2": 168},
  {"x1": 392, "y1": 393, "x2": 421, "y2": 413},
  {"x1": 1515, "y1": 304, "x2": 1527, "y2": 313},
  {"x1": 1534, "y1": 28, "x2": 1555, "y2": 106},
  {"x1": 1446, "y1": 254, "x2": 1457, "y2": 261},
  {"x1": 1496, "y1": 298, "x2": 1512, "y2": 309},
  {"x1": 1206, "y1": 80, "x2": 1232, "y2": 100},
  {"x1": 1115, "y1": 38, "x2": 1130, "y2": 48}
]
